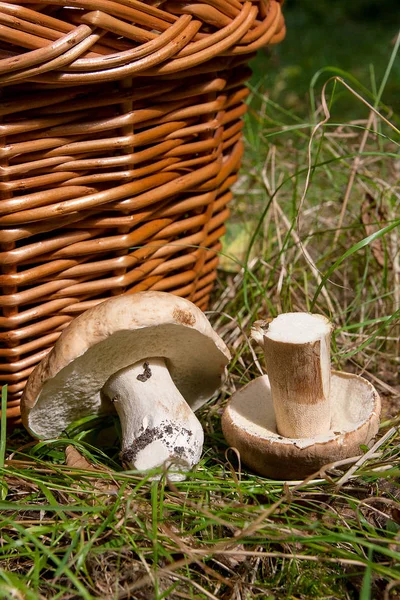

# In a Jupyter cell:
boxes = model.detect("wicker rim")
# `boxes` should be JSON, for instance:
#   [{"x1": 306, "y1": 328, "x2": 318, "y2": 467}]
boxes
[{"x1": 0, "y1": 0, "x2": 285, "y2": 85}]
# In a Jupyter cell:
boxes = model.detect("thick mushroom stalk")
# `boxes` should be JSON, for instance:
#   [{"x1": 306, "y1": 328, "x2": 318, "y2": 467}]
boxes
[
  {"x1": 102, "y1": 358, "x2": 204, "y2": 477},
  {"x1": 222, "y1": 311, "x2": 381, "y2": 480},
  {"x1": 262, "y1": 313, "x2": 333, "y2": 438}
]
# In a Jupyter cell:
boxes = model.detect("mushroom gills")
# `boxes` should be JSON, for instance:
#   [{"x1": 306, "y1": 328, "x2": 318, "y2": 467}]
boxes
[{"x1": 102, "y1": 357, "x2": 204, "y2": 479}]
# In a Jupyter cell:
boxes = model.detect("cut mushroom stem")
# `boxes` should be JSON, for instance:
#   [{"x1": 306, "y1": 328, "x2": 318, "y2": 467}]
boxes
[
  {"x1": 102, "y1": 357, "x2": 203, "y2": 476},
  {"x1": 223, "y1": 311, "x2": 381, "y2": 480},
  {"x1": 260, "y1": 313, "x2": 333, "y2": 438},
  {"x1": 222, "y1": 370, "x2": 381, "y2": 480}
]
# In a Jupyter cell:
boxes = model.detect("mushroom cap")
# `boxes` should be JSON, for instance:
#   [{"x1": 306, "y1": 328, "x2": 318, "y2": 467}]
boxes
[
  {"x1": 22, "y1": 291, "x2": 230, "y2": 438},
  {"x1": 222, "y1": 371, "x2": 381, "y2": 480}
]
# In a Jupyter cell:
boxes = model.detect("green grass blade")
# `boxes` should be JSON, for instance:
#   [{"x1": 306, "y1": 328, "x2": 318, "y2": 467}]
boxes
[
  {"x1": 0, "y1": 386, "x2": 7, "y2": 469},
  {"x1": 310, "y1": 218, "x2": 400, "y2": 310}
]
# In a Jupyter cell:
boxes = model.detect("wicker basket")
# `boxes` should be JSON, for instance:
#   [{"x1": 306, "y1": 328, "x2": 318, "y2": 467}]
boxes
[{"x1": 0, "y1": 0, "x2": 285, "y2": 426}]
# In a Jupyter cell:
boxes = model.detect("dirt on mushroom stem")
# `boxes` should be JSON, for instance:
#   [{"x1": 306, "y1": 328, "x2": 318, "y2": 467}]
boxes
[
  {"x1": 102, "y1": 357, "x2": 204, "y2": 478},
  {"x1": 120, "y1": 422, "x2": 196, "y2": 469}
]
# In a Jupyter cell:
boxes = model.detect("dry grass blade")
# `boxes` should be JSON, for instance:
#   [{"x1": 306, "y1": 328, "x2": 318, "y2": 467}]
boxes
[{"x1": 335, "y1": 427, "x2": 398, "y2": 489}]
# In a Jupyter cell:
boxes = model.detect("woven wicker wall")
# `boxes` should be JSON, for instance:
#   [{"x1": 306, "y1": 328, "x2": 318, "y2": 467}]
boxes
[{"x1": 0, "y1": 0, "x2": 285, "y2": 425}]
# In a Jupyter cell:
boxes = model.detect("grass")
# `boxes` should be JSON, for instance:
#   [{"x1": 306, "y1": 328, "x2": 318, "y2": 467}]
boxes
[
  {"x1": 1, "y1": 10, "x2": 400, "y2": 600},
  {"x1": 250, "y1": 2, "x2": 400, "y2": 120}
]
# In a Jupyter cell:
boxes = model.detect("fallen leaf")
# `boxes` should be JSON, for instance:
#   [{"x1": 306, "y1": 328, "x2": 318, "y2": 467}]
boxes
[
  {"x1": 65, "y1": 445, "x2": 95, "y2": 470},
  {"x1": 65, "y1": 445, "x2": 119, "y2": 500},
  {"x1": 220, "y1": 220, "x2": 259, "y2": 272},
  {"x1": 361, "y1": 193, "x2": 390, "y2": 267}
]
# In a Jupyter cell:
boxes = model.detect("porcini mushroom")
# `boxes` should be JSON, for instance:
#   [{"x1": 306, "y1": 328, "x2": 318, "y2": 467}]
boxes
[
  {"x1": 21, "y1": 292, "x2": 230, "y2": 480},
  {"x1": 222, "y1": 312, "x2": 381, "y2": 480}
]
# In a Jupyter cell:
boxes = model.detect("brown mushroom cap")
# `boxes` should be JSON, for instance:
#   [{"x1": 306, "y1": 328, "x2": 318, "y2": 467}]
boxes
[
  {"x1": 22, "y1": 291, "x2": 230, "y2": 439},
  {"x1": 222, "y1": 371, "x2": 381, "y2": 480}
]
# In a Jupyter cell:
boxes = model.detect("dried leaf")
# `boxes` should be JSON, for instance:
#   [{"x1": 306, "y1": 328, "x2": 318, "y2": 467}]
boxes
[
  {"x1": 65, "y1": 445, "x2": 95, "y2": 471},
  {"x1": 392, "y1": 507, "x2": 400, "y2": 526},
  {"x1": 220, "y1": 221, "x2": 259, "y2": 272},
  {"x1": 65, "y1": 445, "x2": 119, "y2": 499},
  {"x1": 361, "y1": 193, "x2": 389, "y2": 267}
]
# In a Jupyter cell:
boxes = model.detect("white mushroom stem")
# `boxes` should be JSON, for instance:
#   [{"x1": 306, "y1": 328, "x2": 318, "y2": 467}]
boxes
[
  {"x1": 262, "y1": 313, "x2": 333, "y2": 438},
  {"x1": 102, "y1": 357, "x2": 204, "y2": 476}
]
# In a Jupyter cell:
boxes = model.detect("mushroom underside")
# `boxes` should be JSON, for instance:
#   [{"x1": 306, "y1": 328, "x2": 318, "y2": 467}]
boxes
[
  {"x1": 222, "y1": 372, "x2": 381, "y2": 480},
  {"x1": 25, "y1": 324, "x2": 227, "y2": 439}
]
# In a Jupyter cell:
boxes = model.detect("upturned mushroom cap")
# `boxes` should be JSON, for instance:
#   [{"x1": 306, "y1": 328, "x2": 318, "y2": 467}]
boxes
[
  {"x1": 222, "y1": 371, "x2": 381, "y2": 480},
  {"x1": 21, "y1": 291, "x2": 230, "y2": 439}
]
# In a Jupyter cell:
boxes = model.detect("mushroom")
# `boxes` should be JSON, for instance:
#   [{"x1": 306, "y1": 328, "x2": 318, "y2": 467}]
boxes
[
  {"x1": 21, "y1": 292, "x2": 230, "y2": 480},
  {"x1": 222, "y1": 312, "x2": 381, "y2": 480}
]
